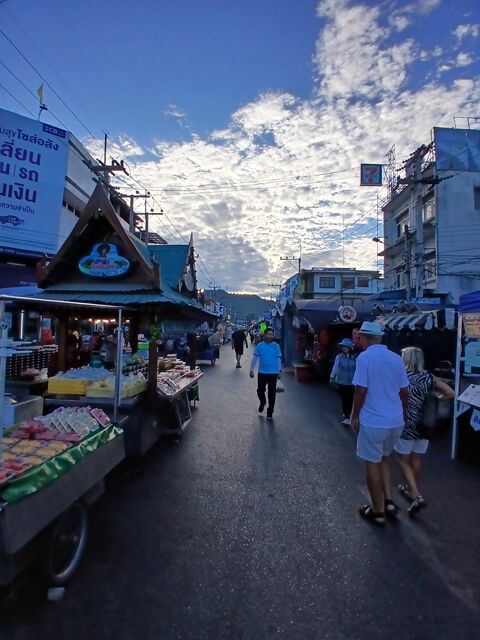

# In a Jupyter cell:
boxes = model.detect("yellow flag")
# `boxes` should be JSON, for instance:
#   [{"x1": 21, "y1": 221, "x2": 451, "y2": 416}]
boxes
[{"x1": 37, "y1": 83, "x2": 44, "y2": 102}]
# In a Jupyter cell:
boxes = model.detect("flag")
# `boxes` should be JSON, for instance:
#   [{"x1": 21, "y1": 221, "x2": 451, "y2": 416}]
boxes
[{"x1": 37, "y1": 83, "x2": 44, "y2": 103}]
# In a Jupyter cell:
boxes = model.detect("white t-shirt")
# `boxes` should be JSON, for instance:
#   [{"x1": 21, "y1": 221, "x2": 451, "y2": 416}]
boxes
[{"x1": 352, "y1": 344, "x2": 409, "y2": 429}]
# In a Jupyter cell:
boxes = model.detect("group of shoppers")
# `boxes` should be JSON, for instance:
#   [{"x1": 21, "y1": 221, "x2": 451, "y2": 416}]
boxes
[{"x1": 331, "y1": 321, "x2": 454, "y2": 524}]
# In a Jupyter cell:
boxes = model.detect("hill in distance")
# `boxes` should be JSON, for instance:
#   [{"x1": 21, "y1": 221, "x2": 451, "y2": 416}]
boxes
[{"x1": 205, "y1": 289, "x2": 275, "y2": 322}]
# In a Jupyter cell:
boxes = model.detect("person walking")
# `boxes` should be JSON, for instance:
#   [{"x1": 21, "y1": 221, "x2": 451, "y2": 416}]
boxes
[
  {"x1": 232, "y1": 328, "x2": 248, "y2": 368},
  {"x1": 330, "y1": 338, "x2": 357, "y2": 425},
  {"x1": 395, "y1": 346, "x2": 454, "y2": 515},
  {"x1": 249, "y1": 328, "x2": 282, "y2": 421},
  {"x1": 350, "y1": 321, "x2": 410, "y2": 526}
]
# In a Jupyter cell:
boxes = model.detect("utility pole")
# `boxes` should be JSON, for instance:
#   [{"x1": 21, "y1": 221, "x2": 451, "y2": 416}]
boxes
[
  {"x1": 116, "y1": 191, "x2": 152, "y2": 234},
  {"x1": 404, "y1": 224, "x2": 411, "y2": 302},
  {"x1": 413, "y1": 155, "x2": 425, "y2": 299},
  {"x1": 280, "y1": 255, "x2": 301, "y2": 275}
]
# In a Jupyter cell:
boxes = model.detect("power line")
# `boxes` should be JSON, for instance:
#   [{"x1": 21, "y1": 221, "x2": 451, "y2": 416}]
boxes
[
  {"x1": 0, "y1": 27, "x2": 100, "y2": 141},
  {"x1": 0, "y1": 81, "x2": 35, "y2": 117}
]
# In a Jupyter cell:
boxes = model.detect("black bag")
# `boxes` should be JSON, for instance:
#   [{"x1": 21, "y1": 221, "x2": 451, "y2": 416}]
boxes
[{"x1": 418, "y1": 392, "x2": 439, "y2": 439}]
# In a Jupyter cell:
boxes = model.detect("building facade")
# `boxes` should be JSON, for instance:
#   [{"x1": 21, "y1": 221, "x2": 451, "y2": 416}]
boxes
[
  {"x1": 295, "y1": 267, "x2": 382, "y2": 301},
  {"x1": 381, "y1": 127, "x2": 480, "y2": 304}
]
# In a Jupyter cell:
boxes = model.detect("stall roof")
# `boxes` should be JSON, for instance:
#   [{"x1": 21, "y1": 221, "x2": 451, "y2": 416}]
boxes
[
  {"x1": 459, "y1": 290, "x2": 480, "y2": 314},
  {"x1": 376, "y1": 308, "x2": 457, "y2": 331}
]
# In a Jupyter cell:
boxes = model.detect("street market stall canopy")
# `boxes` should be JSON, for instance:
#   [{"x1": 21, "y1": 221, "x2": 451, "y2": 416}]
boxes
[
  {"x1": 375, "y1": 308, "x2": 457, "y2": 331},
  {"x1": 459, "y1": 290, "x2": 480, "y2": 313},
  {"x1": 19, "y1": 182, "x2": 213, "y2": 322},
  {"x1": 285, "y1": 298, "x2": 377, "y2": 331}
]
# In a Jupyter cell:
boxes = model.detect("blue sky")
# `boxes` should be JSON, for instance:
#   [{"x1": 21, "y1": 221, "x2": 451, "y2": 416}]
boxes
[{"x1": 1, "y1": 0, "x2": 480, "y2": 294}]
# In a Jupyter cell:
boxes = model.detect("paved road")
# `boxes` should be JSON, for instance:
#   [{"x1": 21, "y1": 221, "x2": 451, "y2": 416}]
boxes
[{"x1": 2, "y1": 346, "x2": 480, "y2": 639}]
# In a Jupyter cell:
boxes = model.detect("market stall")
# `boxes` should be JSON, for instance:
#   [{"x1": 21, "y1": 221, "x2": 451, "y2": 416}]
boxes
[
  {"x1": 451, "y1": 291, "x2": 480, "y2": 464},
  {"x1": 2, "y1": 183, "x2": 213, "y2": 456},
  {"x1": 0, "y1": 299, "x2": 126, "y2": 590}
]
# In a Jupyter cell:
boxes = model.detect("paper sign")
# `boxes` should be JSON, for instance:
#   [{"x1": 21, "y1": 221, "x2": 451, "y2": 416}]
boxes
[
  {"x1": 464, "y1": 314, "x2": 480, "y2": 339},
  {"x1": 457, "y1": 384, "x2": 480, "y2": 408},
  {"x1": 470, "y1": 409, "x2": 480, "y2": 431}
]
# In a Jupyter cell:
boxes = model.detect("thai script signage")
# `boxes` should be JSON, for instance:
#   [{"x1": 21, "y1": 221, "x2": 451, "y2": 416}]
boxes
[
  {"x1": 0, "y1": 108, "x2": 70, "y2": 255},
  {"x1": 78, "y1": 243, "x2": 130, "y2": 278}
]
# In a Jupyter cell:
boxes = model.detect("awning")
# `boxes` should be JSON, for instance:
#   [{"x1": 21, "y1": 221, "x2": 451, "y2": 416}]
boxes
[{"x1": 376, "y1": 308, "x2": 457, "y2": 331}]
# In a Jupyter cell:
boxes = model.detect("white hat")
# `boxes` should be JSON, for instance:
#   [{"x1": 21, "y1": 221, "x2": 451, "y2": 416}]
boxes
[{"x1": 359, "y1": 321, "x2": 384, "y2": 336}]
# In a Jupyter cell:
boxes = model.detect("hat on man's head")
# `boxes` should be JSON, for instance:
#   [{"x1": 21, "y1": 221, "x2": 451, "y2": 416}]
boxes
[
  {"x1": 338, "y1": 338, "x2": 353, "y2": 348},
  {"x1": 358, "y1": 321, "x2": 384, "y2": 336}
]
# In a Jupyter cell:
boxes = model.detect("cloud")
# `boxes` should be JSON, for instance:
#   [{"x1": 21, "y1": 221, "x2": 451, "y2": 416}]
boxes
[
  {"x1": 389, "y1": 15, "x2": 411, "y2": 32},
  {"x1": 164, "y1": 104, "x2": 190, "y2": 129},
  {"x1": 97, "y1": 0, "x2": 479, "y2": 295},
  {"x1": 456, "y1": 52, "x2": 473, "y2": 67},
  {"x1": 453, "y1": 24, "x2": 480, "y2": 40}
]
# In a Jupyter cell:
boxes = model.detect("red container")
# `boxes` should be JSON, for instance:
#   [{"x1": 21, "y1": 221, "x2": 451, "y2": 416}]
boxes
[{"x1": 294, "y1": 364, "x2": 313, "y2": 382}]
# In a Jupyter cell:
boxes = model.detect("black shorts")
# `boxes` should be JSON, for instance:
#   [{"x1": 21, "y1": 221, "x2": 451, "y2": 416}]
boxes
[{"x1": 234, "y1": 346, "x2": 244, "y2": 356}]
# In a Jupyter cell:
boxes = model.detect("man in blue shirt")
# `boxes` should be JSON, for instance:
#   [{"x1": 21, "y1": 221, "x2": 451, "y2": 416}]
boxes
[{"x1": 249, "y1": 328, "x2": 282, "y2": 420}]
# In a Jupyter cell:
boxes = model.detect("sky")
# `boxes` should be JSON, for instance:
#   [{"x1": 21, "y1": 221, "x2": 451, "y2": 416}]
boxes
[{"x1": 1, "y1": 0, "x2": 479, "y2": 296}]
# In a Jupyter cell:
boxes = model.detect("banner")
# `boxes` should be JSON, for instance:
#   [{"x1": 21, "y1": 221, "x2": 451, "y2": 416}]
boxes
[{"x1": 0, "y1": 108, "x2": 70, "y2": 255}]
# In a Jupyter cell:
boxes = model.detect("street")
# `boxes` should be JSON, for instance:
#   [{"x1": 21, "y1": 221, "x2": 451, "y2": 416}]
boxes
[{"x1": 2, "y1": 346, "x2": 480, "y2": 640}]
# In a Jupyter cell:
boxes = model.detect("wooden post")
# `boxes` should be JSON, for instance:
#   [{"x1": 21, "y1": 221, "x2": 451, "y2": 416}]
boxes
[
  {"x1": 147, "y1": 312, "x2": 158, "y2": 402},
  {"x1": 129, "y1": 313, "x2": 139, "y2": 354}
]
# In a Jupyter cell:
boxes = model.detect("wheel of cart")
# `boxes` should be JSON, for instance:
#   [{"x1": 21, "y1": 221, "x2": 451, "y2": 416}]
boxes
[{"x1": 42, "y1": 501, "x2": 88, "y2": 586}]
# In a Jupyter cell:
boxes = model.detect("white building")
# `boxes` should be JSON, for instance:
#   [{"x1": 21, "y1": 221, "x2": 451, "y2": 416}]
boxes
[
  {"x1": 295, "y1": 267, "x2": 382, "y2": 301},
  {"x1": 381, "y1": 127, "x2": 480, "y2": 304}
]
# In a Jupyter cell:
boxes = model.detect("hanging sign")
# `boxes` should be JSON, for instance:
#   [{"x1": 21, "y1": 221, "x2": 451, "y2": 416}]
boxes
[
  {"x1": 360, "y1": 164, "x2": 383, "y2": 186},
  {"x1": 338, "y1": 305, "x2": 357, "y2": 323},
  {"x1": 78, "y1": 242, "x2": 130, "y2": 278},
  {"x1": 470, "y1": 408, "x2": 480, "y2": 431},
  {"x1": 464, "y1": 314, "x2": 480, "y2": 339},
  {"x1": 457, "y1": 384, "x2": 480, "y2": 408}
]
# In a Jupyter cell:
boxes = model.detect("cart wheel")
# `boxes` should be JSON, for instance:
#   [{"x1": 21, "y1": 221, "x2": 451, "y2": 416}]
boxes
[{"x1": 43, "y1": 502, "x2": 88, "y2": 586}]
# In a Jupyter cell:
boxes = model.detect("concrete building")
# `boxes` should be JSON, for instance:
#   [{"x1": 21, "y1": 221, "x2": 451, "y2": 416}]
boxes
[
  {"x1": 381, "y1": 127, "x2": 480, "y2": 304},
  {"x1": 295, "y1": 267, "x2": 382, "y2": 301},
  {"x1": 278, "y1": 273, "x2": 299, "y2": 310}
]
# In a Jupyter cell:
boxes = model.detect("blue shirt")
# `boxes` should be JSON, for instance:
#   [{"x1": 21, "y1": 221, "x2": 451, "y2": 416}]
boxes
[{"x1": 253, "y1": 341, "x2": 282, "y2": 374}]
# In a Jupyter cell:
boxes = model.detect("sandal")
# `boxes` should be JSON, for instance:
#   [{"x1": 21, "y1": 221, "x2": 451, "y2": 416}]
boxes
[
  {"x1": 359, "y1": 505, "x2": 385, "y2": 526},
  {"x1": 398, "y1": 484, "x2": 413, "y2": 501},
  {"x1": 385, "y1": 499, "x2": 399, "y2": 519},
  {"x1": 408, "y1": 495, "x2": 427, "y2": 516}
]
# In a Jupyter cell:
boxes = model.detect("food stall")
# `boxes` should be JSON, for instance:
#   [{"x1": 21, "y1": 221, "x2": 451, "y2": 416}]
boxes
[
  {"x1": 0, "y1": 298, "x2": 126, "y2": 591},
  {"x1": 451, "y1": 291, "x2": 480, "y2": 464}
]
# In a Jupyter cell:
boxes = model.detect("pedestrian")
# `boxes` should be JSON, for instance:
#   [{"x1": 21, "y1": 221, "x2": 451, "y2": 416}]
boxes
[
  {"x1": 232, "y1": 327, "x2": 248, "y2": 368},
  {"x1": 330, "y1": 338, "x2": 356, "y2": 425},
  {"x1": 395, "y1": 346, "x2": 454, "y2": 515},
  {"x1": 249, "y1": 328, "x2": 282, "y2": 421},
  {"x1": 350, "y1": 321, "x2": 410, "y2": 526}
]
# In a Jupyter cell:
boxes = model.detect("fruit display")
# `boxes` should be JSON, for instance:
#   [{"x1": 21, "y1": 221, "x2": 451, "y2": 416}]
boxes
[{"x1": 0, "y1": 406, "x2": 113, "y2": 488}]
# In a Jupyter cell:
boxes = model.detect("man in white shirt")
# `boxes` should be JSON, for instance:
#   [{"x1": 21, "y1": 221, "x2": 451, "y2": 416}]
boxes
[{"x1": 350, "y1": 322, "x2": 409, "y2": 526}]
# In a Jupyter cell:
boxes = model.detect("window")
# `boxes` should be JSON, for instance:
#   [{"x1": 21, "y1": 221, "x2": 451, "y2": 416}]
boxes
[
  {"x1": 395, "y1": 210, "x2": 409, "y2": 239},
  {"x1": 318, "y1": 276, "x2": 335, "y2": 288},
  {"x1": 342, "y1": 276, "x2": 355, "y2": 290},
  {"x1": 423, "y1": 199, "x2": 436, "y2": 221},
  {"x1": 425, "y1": 257, "x2": 437, "y2": 282},
  {"x1": 474, "y1": 187, "x2": 480, "y2": 210},
  {"x1": 357, "y1": 277, "x2": 370, "y2": 288}
]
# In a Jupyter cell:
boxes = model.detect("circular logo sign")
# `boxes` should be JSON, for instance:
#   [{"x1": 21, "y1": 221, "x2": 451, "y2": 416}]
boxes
[{"x1": 338, "y1": 305, "x2": 357, "y2": 323}]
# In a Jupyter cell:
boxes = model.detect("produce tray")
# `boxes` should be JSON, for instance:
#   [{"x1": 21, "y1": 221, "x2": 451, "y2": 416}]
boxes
[{"x1": 47, "y1": 379, "x2": 88, "y2": 395}]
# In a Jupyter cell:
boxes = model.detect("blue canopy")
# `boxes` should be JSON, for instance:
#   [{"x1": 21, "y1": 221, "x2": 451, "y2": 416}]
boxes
[{"x1": 459, "y1": 290, "x2": 480, "y2": 313}]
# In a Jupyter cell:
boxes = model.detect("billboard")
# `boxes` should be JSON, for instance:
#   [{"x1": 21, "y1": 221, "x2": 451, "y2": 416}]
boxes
[
  {"x1": 0, "y1": 108, "x2": 70, "y2": 255},
  {"x1": 434, "y1": 127, "x2": 480, "y2": 172}
]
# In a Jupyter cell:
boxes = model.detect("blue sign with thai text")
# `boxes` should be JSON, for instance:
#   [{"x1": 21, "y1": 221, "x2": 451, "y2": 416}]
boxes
[{"x1": 0, "y1": 108, "x2": 70, "y2": 255}]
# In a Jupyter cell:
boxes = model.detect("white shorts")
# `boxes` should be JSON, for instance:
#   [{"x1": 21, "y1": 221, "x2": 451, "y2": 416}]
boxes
[
  {"x1": 395, "y1": 438, "x2": 429, "y2": 455},
  {"x1": 357, "y1": 425, "x2": 403, "y2": 463}
]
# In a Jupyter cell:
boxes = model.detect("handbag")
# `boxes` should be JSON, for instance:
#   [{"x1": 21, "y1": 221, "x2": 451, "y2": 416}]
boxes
[
  {"x1": 418, "y1": 392, "x2": 439, "y2": 439},
  {"x1": 276, "y1": 380, "x2": 285, "y2": 393}
]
